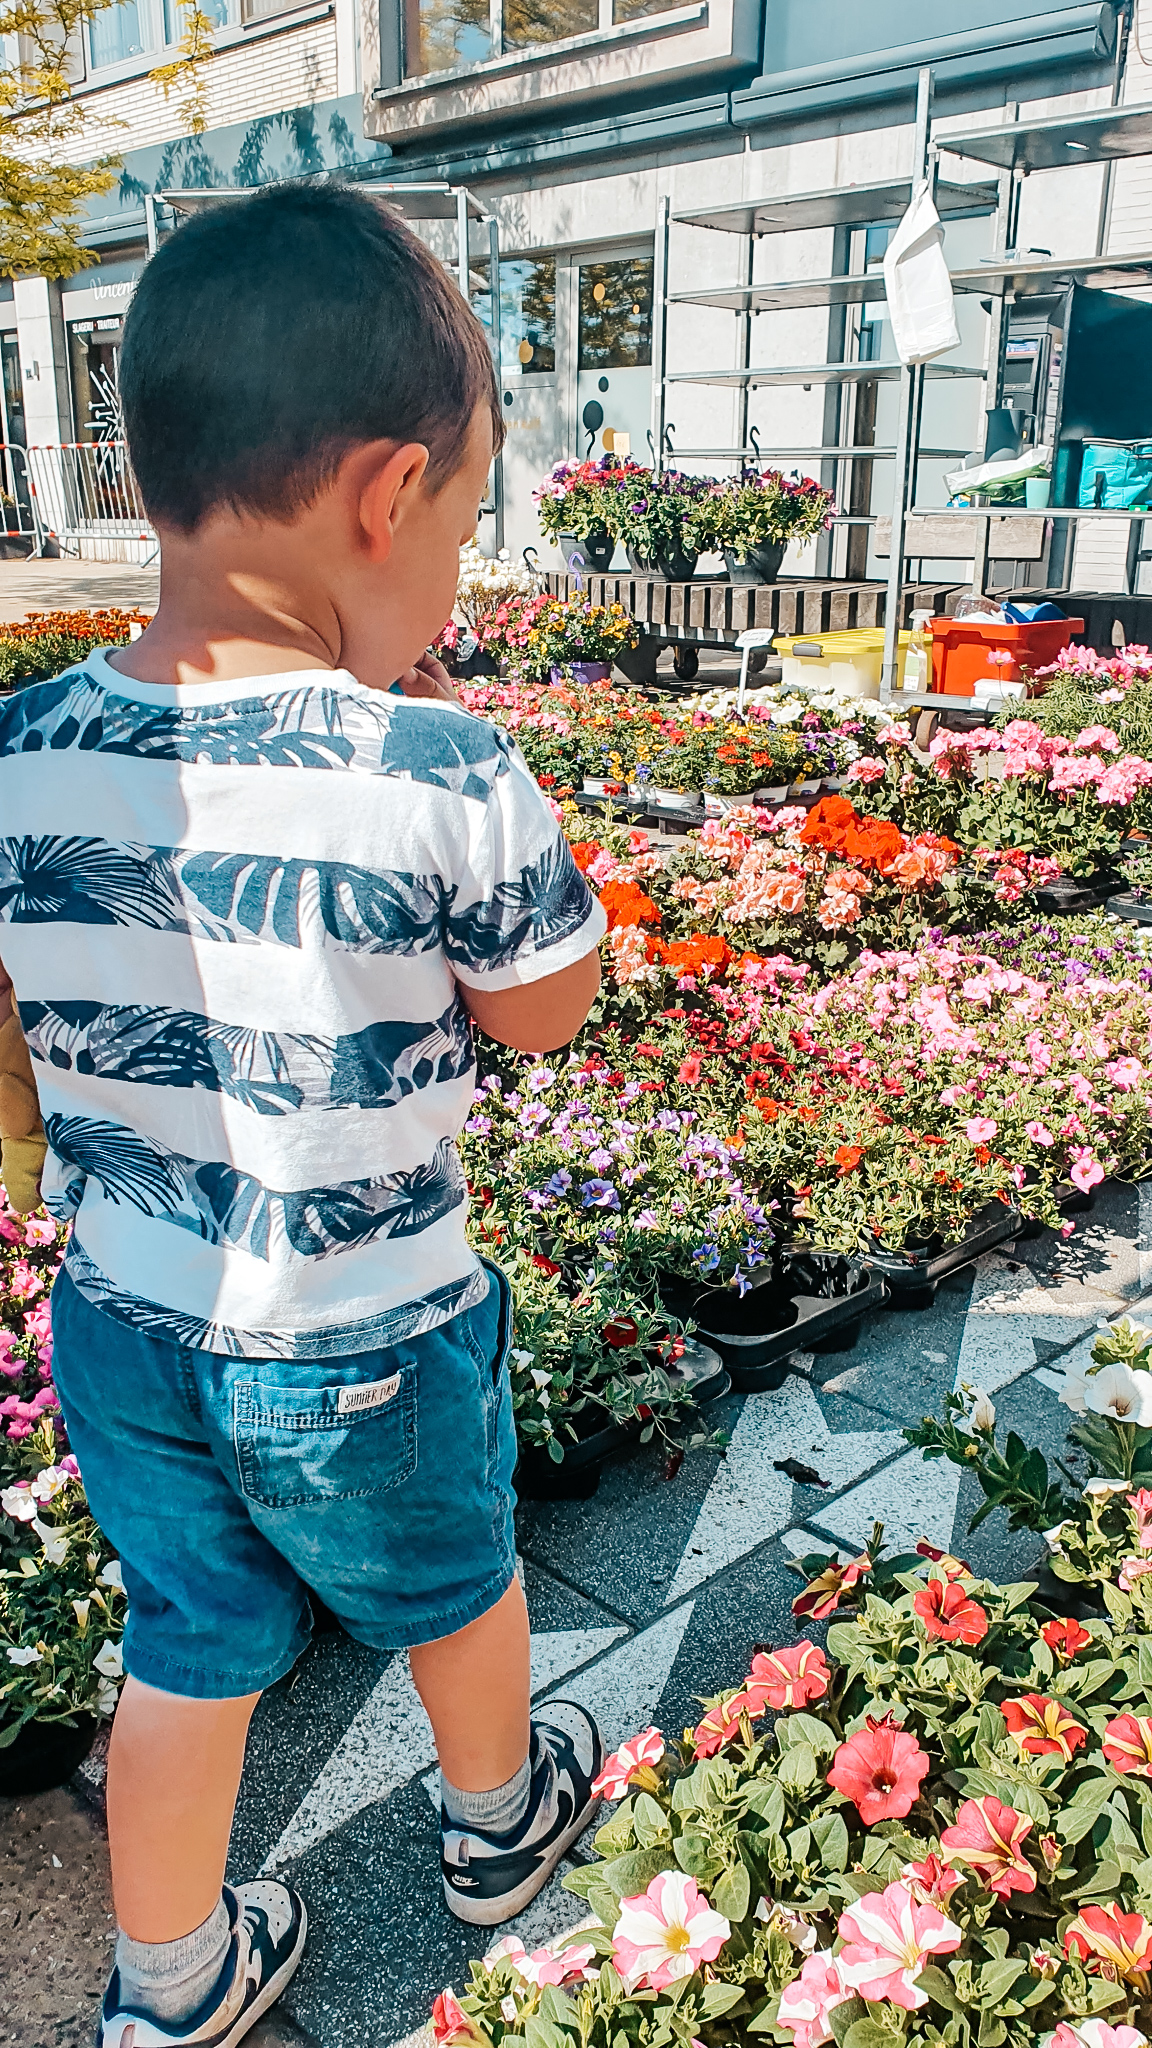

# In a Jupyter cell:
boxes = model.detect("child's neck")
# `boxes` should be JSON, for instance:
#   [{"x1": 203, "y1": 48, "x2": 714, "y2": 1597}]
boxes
[{"x1": 106, "y1": 515, "x2": 384, "y2": 691}]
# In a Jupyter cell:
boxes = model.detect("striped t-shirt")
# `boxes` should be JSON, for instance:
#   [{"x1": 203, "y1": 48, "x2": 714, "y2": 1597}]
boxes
[{"x1": 0, "y1": 653, "x2": 604, "y2": 1356}]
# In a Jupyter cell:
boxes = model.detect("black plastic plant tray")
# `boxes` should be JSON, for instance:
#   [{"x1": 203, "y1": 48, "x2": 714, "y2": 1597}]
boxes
[
  {"x1": 690, "y1": 1264, "x2": 887, "y2": 1391},
  {"x1": 1107, "y1": 891, "x2": 1152, "y2": 926},
  {"x1": 869, "y1": 1201, "x2": 1021, "y2": 1306},
  {"x1": 1035, "y1": 872, "x2": 1123, "y2": 914},
  {"x1": 514, "y1": 1340, "x2": 729, "y2": 1502}
]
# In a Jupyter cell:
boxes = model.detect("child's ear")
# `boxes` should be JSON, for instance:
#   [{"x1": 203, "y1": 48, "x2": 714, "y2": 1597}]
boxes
[{"x1": 356, "y1": 441, "x2": 430, "y2": 562}]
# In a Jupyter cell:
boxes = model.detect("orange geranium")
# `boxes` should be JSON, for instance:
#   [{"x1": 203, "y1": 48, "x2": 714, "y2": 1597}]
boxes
[
  {"x1": 598, "y1": 879, "x2": 660, "y2": 930},
  {"x1": 659, "y1": 934, "x2": 732, "y2": 979}
]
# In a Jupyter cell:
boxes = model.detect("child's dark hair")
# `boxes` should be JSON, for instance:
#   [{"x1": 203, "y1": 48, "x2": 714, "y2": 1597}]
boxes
[{"x1": 120, "y1": 181, "x2": 503, "y2": 532}]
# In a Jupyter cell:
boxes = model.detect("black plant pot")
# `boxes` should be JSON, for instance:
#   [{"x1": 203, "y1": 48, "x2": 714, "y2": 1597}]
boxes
[
  {"x1": 515, "y1": 1340, "x2": 729, "y2": 1501},
  {"x1": 1035, "y1": 870, "x2": 1123, "y2": 915},
  {"x1": 625, "y1": 547, "x2": 699, "y2": 581},
  {"x1": 1107, "y1": 890, "x2": 1152, "y2": 927},
  {"x1": 723, "y1": 542, "x2": 785, "y2": 586},
  {"x1": 560, "y1": 527, "x2": 614, "y2": 572},
  {"x1": 662, "y1": 1255, "x2": 887, "y2": 1391},
  {"x1": 870, "y1": 1201, "x2": 1021, "y2": 1309},
  {"x1": 0, "y1": 1713, "x2": 98, "y2": 1797}
]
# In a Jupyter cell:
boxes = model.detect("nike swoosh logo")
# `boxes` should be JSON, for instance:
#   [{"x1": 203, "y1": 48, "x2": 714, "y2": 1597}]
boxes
[{"x1": 450, "y1": 1874, "x2": 480, "y2": 1887}]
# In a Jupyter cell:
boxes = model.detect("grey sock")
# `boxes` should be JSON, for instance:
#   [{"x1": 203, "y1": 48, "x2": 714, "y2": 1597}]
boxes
[
  {"x1": 442, "y1": 1748, "x2": 532, "y2": 1836},
  {"x1": 115, "y1": 1893, "x2": 232, "y2": 2024}
]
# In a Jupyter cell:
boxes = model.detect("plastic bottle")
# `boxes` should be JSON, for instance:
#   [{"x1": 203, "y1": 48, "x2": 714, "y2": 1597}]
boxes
[{"x1": 903, "y1": 609, "x2": 934, "y2": 693}]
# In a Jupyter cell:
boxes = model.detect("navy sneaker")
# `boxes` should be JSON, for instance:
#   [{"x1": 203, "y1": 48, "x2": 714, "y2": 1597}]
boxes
[
  {"x1": 97, "y1": 1881, "x2": 307, "y2": 2047},
  {"x1": 440, "y1": 1701, "x2": 604, "y2": 1926}
]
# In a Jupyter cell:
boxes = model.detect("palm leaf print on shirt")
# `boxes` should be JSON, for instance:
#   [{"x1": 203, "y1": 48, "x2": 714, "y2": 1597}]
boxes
[
  {"x1": 43, "y1": 1113, "x2": 466, "y2": 1258},
  {"x1": 24, "y1": 999, "x2": 474, "y2": 1114},
  {"x1": 445, "y1": 838, "x2": 593, "y2": 971}
]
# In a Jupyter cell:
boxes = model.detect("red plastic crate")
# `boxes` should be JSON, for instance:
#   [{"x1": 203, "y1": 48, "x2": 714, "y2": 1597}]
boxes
[{"x1": 928, "y1": 616, "x2": 1084, "y2": 696}]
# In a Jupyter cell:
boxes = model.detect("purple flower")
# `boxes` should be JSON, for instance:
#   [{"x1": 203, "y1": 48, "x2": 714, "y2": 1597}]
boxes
[
  {"x1": 464, "y1": 1115, "x2": 493, "y2": 1135},
  {"x1": 587, "y1": 1148, "x2": 615, "y2": 1172},
  {"x1": 545, "y1": 1171, "x2": 572, "y2": 1196},
  {"x1": 693, "y1": 1242, "x2": 721, "y2": 1274},
  {"x1": 580, "y1": 1178, "x2": 620, "y2": 1211},
  {"x1": 635, "y1": 1209, "x2": 659, "y2": 1229},
  {"x1": 518, "y1": 1103, "x2": 551, "y2": 1131},
  {"x1": 524, "y1": 1189, "x2": 553, "y2": 1212},
  {"x1": 528, "y1": 1066, "x2": 556, "y2": 1093},
  {"x1": 652, "y1": 1110, "x2": 682, "y2": 1133}
]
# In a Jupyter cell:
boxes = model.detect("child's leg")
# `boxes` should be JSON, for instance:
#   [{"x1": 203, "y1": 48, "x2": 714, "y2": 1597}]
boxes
[
  {"x1": 107, "y1": 1677, "x2": 261, "y2": 1941},
  {"x1": 408, "y1": 1573, "x2": 530, "y2": 1791}
]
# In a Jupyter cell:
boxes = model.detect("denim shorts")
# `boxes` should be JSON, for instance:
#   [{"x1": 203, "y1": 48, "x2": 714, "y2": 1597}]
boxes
[{"x1": 49, "y1": 1261, "x2": 517, "y2": 1700}]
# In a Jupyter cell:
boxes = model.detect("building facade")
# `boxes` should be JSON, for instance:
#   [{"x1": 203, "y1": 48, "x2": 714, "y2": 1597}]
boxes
[{"x1": 11, "y1": 0, "x2": 1152, "y2": 589}]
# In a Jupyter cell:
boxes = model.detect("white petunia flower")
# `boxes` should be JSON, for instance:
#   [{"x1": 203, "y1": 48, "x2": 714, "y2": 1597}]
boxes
[
  {"x1": 6, "y1": 1644, "x2": 42, "y2": 1665},
  {"x1": 1, "y1": 1484, "x2": 37, "y2": 1522},
  {"x1": 1083, "y1": 1361, "x2": 1152, "y2": 1427},
  {"x1": 93, "y1": 1638, "x2": 123, "y2": 1679},
  {"x1": 96, "y1": 1560, "x2": 124, "y2": 1591},
  {"x1": 32, "y1": 1517, "x2": 69, "y2": 1567}
]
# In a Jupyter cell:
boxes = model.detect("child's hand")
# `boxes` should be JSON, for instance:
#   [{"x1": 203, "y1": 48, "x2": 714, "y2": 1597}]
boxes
[{"x1": 395, "y1": 651, "x2": 464, "y2": 707}]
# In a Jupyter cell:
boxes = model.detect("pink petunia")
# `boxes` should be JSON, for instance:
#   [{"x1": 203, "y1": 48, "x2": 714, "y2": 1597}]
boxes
[
  {"x1": 591, "y1": 1727, "x2": 665, "y2": 1799},
  {"x1": 776, "y1": 1951, "x2": 852, "y2": 2048},
  {"x1": 611, "y1": 1872, "x2": 730, "y2": 1991},
  {"x1": 965, "y1": 1117, "x2": 998, "y2": 1143},
  {"x1": 836, "y1": 1881, "x2": 962, "y2": 2010}
]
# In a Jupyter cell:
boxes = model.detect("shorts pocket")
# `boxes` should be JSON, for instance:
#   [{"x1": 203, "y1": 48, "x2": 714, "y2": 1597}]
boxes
[
  {"x1": 460, "y1": 1260, "x2": 512, "y2": 1387},
  {"x1": 234, "y1": 1365, "x2": 417, "y2": 1509}
]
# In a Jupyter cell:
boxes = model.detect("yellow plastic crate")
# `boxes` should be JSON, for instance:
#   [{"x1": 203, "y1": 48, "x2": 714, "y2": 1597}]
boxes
[{"x1": 774, "y1": 628, "x2": 912, "y2": 699}]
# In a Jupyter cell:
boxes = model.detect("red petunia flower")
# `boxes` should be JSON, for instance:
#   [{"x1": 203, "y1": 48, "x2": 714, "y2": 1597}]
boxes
[
  {"x1": 833, "y1": 1144, "x2": 864, "y2": 1176},
  {"x1": 601, "y1": 1317, "x2": 639, "y2": 1349},
  {"x1": 742, "y1": 1641, "x2": 830, "y2": 1713},
  {"x1": 791, "y1": 1549, "x2": 871, "y2": 1620},
  {"x1": 1041, "y1": 1615, "x2": 1091, "y2": 1660},
  {"x1": 827, "y1": 1713, "x2": 930, "y2": 1825},
  {"x1": 913, "y1": 1578, "x2": 988, "y2": 1644},
  {"x1": 1103, "y1": 1712, "x2": 1152, "y2": 1776},
  {"x1": 1000, "y1": 1694, "x2": 1086, "y2": 1762},
  {"x1": 1065, "y1": 1903, "x2": 1152, "y2": 1984}
]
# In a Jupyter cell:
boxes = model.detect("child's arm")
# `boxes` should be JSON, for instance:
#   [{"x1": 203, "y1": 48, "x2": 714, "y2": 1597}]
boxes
[
  {"x1": 0, "y1": 958, "x2": 46, "y2": 1216},
  {"x1": 460, "y1": 947, "x2": 600, "y2": 1053}
]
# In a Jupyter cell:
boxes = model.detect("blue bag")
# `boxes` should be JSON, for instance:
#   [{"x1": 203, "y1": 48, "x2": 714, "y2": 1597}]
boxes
[{"x1": 1078, "y1": 442, "x2": 1152, "y2": 510}]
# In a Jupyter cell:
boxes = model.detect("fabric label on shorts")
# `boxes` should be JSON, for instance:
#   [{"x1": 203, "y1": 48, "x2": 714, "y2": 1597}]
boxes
[{"x1": 337, "y1": 1373, "x2": 401, "y2": 1415}]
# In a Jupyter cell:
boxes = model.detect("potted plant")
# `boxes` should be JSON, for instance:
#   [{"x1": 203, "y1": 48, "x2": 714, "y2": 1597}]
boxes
[
  {"x1": 699, "y1": 466, "x2": 836, "y2": 584},
  {"x1": 601, "y1": 468, "x2": 713, "y2": 581},
  {"x1": 478, "y1": 593, "x2": 638, "y2": 686},
  {"x1": 534, "y1": 457, "x2": 642, "y2": 571}
]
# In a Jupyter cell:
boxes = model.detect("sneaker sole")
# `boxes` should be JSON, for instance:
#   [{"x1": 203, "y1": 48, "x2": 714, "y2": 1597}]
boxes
[{"x1": 442, "y1": 1794, "x2": 602, "y2": 1928}]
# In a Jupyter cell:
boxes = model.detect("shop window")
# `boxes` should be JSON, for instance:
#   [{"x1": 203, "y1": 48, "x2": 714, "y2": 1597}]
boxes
[
  {"x1": 502, "y1": 0, "x2": 595, "y2": 50},
  {"x1": 578, "y1": 258, "x2": 653, "y2": 371},
  {"x1": 68, "y1": 322, "x2": 125, "y2": 443},
  {"x1": 472, "y1": 256, "x2": 557, "y2": 377}
]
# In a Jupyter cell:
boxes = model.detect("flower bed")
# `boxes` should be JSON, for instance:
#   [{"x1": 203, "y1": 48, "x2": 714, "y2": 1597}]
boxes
[
  {"x1": 0, "y1": 1188, "x2": 125, "y2": 1750},
  {"x1": 437, "y1": 1537, "x2": 1152, "y2": 2047},
  {"x1": 0, "y1": 607, "x2": 150, "y2": 694}
]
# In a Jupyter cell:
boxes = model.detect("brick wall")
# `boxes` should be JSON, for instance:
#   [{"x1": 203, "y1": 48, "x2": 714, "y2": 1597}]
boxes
[{"x1": 53, "y1": 15, "x2": 339, "y2": 159}]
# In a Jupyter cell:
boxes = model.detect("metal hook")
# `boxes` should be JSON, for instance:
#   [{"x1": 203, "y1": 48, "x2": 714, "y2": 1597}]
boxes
[
  {"x1": 646, "y1": 429, "x2": 656, "y2": 462},
  {"x1": 663, "y1": 423, "x2": 676, "y2": 456},
  {"x1": 585, "y1": 428, "x2": 598, "y2": 456},
  {"x1": 522, "y1": 545, "x2": 540, "y2": 570},
  {"x1": 749, "y1": 425, "x2": 762, "y2": 464}
]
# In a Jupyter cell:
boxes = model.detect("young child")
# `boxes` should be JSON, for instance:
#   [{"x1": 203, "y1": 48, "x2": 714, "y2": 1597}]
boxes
[{"x1": 0, "y1": 183, "x2": 606, "y2": 2047}]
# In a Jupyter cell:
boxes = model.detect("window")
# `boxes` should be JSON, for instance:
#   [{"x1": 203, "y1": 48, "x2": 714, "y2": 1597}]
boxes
[
  {"x1": 472, "y1": 257, "x2": 556, "y2": 376},
  {"x1": 578, "y1": 258, "x2": 653, "y2": 371},
  {"x1": 89, "y1": 0, "x2": 154, "y2": 66},
  {"x1": 68, "y1": 320, "x2": 126, "y2": 442},
  {"x1": 403, "y1": 0, "x2": 676, "y2": 73}
]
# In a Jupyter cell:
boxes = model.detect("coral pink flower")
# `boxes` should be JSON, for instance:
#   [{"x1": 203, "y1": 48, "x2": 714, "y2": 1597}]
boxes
[
  {"x1": 742, "y1": 1641, "x2": 830, "y2": 1713},
  {"x1": 8, "y1": 1260, "x2": 43, "y2": 1301},
  {"x1": 611, "y1": 1872, "x2": 730, "y2": 1991},
  {"x1": 591, "y1": 1727, "x2": 665, "y2": 1799},
  {"x1": 1041, "y1": 1616, "x2": 1092, "y2": 1659},
  {"x1": 22, "y1": 1217, "x2": 56, "y2": 1247},
  {"x1": 1001, "y1": 1694, "x2": 1086, "y2": 1761},
  {"x1": 1102, "y1": 1713, "x2": 1152, "y2": 1775},
  {"x1": 940, "y1": 1795, "x2": 1035, "y2": 1899},
  {"x1": 1130, "y1": 1488, "x2": 1152, "y2": 1551},
  {"x1": 913, "y1": 1578, "x2": 988, "y2": 1644},
  {"x1": 1120, "y1": 1555, "x2": 1152, "y2": 1593},
  {"x1": 431, "y1": 1991, "x2": 479, "y2": 2043},
  {"x1": 776, "y1": 1950, "x2": 852, "y2": 2047},
  {"x1": 1026, "y1": 1120, "x2": 1055, "y2": 1146},
  {"x1": 902, "y1": 1853, "x2": 962, "y2": 1907},
  {"x1": 1065, "y1": 1903, "x2": 1152, "y2": 1984},
  {"x1": 827, "y1": 1714, "x2": 929, "y2": 1824},
  {"x1": 836, "y1": 1880, "x2": 962, "y2": 2010}
]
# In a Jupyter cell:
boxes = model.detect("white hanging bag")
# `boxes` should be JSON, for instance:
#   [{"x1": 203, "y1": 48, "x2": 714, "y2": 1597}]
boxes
[{"x1": 882, "y1": 181, "x2": 960, "y2": 366}]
